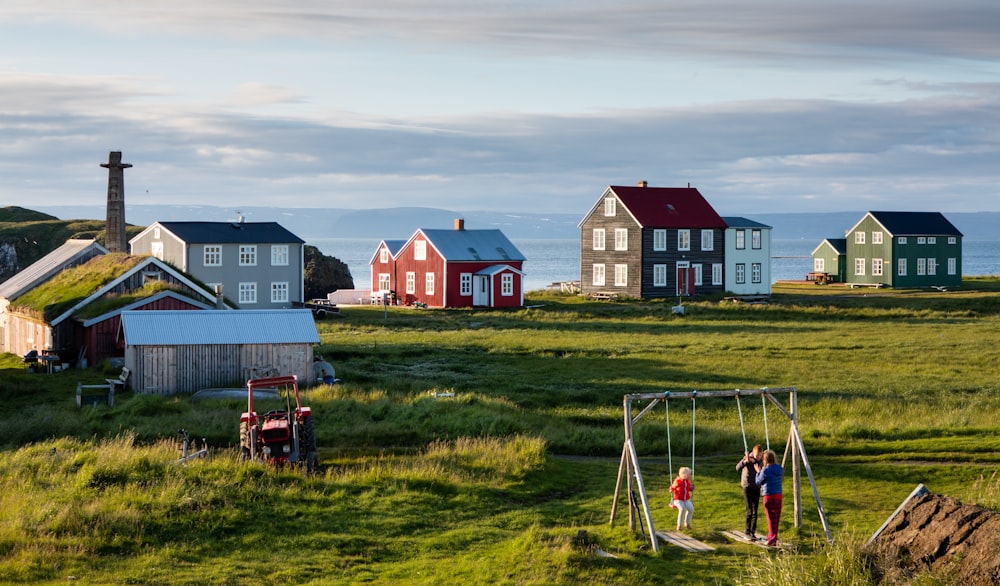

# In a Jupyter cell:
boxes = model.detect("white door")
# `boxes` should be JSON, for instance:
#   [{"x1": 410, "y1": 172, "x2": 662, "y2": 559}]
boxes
[{"x1": 473, "y1": 275, "x2": 490, "y2": 306}]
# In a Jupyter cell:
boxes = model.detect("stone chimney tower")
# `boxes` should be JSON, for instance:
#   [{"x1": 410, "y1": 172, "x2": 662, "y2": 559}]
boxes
[{"x1": 101, "y1": 151, "x2": 132, "y2": 253}]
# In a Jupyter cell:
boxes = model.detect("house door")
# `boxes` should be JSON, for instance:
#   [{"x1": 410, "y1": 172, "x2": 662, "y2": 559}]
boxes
[
  {"x1": 473, "y1": 275, "x2": 490, "y2": 306},
  {"x1": 676, "y1": 263, "x2": 695, "y2": 296}
]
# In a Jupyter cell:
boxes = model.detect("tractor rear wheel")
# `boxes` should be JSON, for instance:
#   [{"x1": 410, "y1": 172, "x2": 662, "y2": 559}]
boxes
[
  {"x1": 239, "y1": 421, "x2": 252, "y2": 461},
  {"x1": 300, "y1": 416, "x2": 319, "y2": 473}
]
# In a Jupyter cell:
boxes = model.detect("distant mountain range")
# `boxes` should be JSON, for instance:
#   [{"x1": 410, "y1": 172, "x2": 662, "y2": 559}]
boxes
[{"x1": 33, "y1": 205, "x2": 1000, "y2": 242}]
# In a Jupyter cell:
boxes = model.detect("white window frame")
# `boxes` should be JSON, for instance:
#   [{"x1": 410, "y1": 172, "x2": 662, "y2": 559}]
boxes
[
  {"x1": 735, "y1": 230, "x2": 746, "y2": 250},
  {"x1": 700, "y1": 230, "x2": 714, "y2": 251},
  {"x1": 239, "y1": 245, "x2": 257, "y2": 267},
  {"x1": 917, "y1": 237, "x2": 926, "y2": 245},
  {"x1": 604, "y1": 197, "x2": 616, "y2": 216},
  {"x1": 414, "y1": 240, "x2": 427, "y2": 261},
  {"x1": 238, "y1": 282, "x2": 257, "y2": 304},
  {"x1": 899, "y1": 236, "x2": 907, "y2": 244},
  {"x1": 927, "y1": 258, "x2": 937, "y2": 276},
  {"x1": 154, "y1": 227, "x2": 161, "y2": 239},
  {"x1": 751, "y1": 263, "x2": 761, "y2": 284},
  {"x1": 928, "y1": 237, "x2": 936, "y2": 245},
  {"x1": 855, "y1": 258, "x2": 866, "y2": 276},
  {"x1": 460, "y1": 273, "x2": 472, "y2": 296},
  {"x1": 424, "y1": 272, "x2": 435, "y2": 295},
  {"x1": 378, "y1": 273, "x2": 391, "y2": 292},
  {"x1": 271, "y1": 281, "x2": 289, "y2": 303},
  {"x1": 917, "y1": 258, "x2": 926, "y2": 276},
  {"x1": 653, "y1": 229, "x2": 667, "y2": 252},
  {"x1": 592, "y1": 229, "x2": 605, "y2": 251},
  {"x1": 872, "y1": 258, "x2": 883, "y2": 276},
  {"x1": 406, "y1": 272, "x2": 416, "y2": 295},
  {"x1": 677, "y1": 230, "x2": 691, "y2": 251},
  {"x1": 380, "y1": 248, "x2": 389, "y2": 263},
  {"x1": 203, "y1": 245, "x2": 222, "y2": 267},
  {"x1": 614, "y1": 228, "x2": 628, "y2": 251},
  {"x1": 593, "y1": 264, "x2": 606, "y2": 287},
  {"x1": 751, "y1": 229, "x2": 761, "y2": 250},
  {"x1": 712, "y1": 263, "x2": 723, "y2": 286},
  {"x1": 948, "y1": 237, "x2": 957, "y2": 245},
  {"x1": 693, "y1": 264, "x2": 703, "y2": 286},
  {"x1": 271, "y1": 245, "x2": 289, "y2": 266},
  {"x1": 501, "y1": 273, "x2": 514, "y2": 296},
  {"x1": 872, "y1": 231, "x2": 883, "y2": 245},
  {"x1": 614, "y1": 264, "x2": 628, "y2": 287},
  {"x1": 898, "y1": 258, "x2": 907, "y2": 276},
  {"x1": 814, "y1": 258, "x2": 825, "y2": 272},
  {"x1": 948, "y1": 258, "x2": 957, "y2": 275},
  {"x1": 736, "y1": 263, "x2": 746, "y2": 284},
  {"x1": 653, "y1": 264, "x2": 667, "y2": 287},
  {"x1": 855, "y1": 231, "x2": 865, "y2": 244}
]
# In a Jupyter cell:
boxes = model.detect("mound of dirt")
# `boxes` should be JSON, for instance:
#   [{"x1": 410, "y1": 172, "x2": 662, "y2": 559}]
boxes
[{"x1": 868, "y1": 491, "x2": 1000, "y2": 585}]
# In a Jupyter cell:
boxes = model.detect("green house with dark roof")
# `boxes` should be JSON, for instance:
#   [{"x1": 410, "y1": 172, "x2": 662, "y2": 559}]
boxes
[
  {"x1": 810, "y1": 238, "x2": 847, "y2": 284},
  {"x1": 838, "y1": 211, "x2": 963, "y2": 288}
]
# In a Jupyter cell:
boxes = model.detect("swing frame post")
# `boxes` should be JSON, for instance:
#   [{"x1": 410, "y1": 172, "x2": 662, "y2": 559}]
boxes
[{"x1": 610, "y1": 386, "x2": 833, "y2": 550}]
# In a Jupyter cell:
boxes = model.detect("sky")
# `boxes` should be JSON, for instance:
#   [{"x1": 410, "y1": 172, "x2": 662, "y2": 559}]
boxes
[{"x1": 1, "y1": 1, "x2": 999, "y2": 218}]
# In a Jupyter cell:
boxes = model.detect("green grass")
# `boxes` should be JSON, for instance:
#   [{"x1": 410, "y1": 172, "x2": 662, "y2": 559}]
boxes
[{"x1": 4, "y1": 282, "x2": 1000, "y2": 584}]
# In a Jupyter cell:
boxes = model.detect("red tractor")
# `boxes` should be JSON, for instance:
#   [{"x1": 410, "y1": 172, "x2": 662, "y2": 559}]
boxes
[{"x1": 239, "y1": 375, "x2": 318, "y2": 472}]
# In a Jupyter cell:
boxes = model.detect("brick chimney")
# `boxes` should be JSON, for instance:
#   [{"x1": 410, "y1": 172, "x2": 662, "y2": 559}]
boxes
[
  {"x1": 101, "y1": 151, "x2": 132, "y2": 253},
  {"x1": 638, "y1": 180, "x2": 648, "y2": 188},
  {"x1": 454, "y1": 218, "x2": 465, "y2": 231}
]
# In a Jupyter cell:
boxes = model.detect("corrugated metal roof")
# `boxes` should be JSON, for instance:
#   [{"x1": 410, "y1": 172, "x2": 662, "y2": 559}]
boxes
[
  {"x1": 368, "y1": 239, "x2": 408, "y2": 265},
  {"x1": 0, "y1": 239, "x2": 107, "y2": 300},
  {"x1": 121, "y1": 309, "x2": 320, "y2": 345},
  {"x1": 609, "y1": 186, "x2": 727, "y2": 229},
  {"x1": 722, "y1": 217, "x2": 773, "y2": 229},
  {"x1": 152, "y1": 221, "x2": 305, "y2": 244},
  {"x1": 418, "y1": 229, "x2": 526, "y2": 262}
]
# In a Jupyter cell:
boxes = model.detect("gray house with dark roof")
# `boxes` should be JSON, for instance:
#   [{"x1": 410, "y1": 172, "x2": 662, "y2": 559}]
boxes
[
  {"x1": 129, "y1": 219, "x2": 306, "y2": 309},
  {"x1": 818, "y1": 211, "x2": 963, "y2": 288}
]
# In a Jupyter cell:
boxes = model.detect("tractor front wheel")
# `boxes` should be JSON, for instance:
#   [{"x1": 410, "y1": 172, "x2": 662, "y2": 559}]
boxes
[
  {"x1": 239, "y1": 421, "x2": 252, "y2": 461},
  {"x1": 300, "y1": 416, "x2": 319, "y2": 473}
]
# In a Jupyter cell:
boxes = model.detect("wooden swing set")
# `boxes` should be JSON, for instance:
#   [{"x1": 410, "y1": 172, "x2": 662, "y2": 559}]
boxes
[{"x1": 609, "y1": 387, "x2": 833, "y2": 552}]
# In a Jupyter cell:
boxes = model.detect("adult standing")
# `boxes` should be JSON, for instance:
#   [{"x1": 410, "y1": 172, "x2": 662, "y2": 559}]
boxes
[
  {"x1": 736, "y1": 444, "x2": 763, "y2": 540},
  {"x1": 755, "y1": 449, "x2": 784, "y2": 547}
]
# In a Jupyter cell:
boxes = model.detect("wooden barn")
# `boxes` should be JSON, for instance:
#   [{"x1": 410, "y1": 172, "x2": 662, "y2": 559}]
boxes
[{"x1": 119, "y1": 309, "x2": 320, "y2": 395}]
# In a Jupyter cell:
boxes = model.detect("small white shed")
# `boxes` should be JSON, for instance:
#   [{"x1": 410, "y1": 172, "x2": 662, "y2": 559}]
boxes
[{"x1": 120, "y1": 309, "x2": 320, "y2": 395}]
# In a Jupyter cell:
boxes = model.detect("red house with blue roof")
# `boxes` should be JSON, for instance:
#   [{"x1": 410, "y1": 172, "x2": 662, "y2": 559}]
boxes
[
  {"x1": 578, "y1": 182, "x2": 727, "y2": 298},
  {"x1": 370, "y1": 219, "x2": 526, "y2": 308}
]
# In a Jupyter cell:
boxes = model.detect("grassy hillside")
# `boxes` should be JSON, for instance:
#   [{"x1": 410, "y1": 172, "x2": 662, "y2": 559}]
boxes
[{"x1": 3, "y1": 283, "x2": 1000, "y2": 584}]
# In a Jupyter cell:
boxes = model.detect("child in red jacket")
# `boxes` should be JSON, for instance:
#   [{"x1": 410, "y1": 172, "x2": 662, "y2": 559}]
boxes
[{"x1": 670, "y1": 466, "x2": 694, "y2": 531}]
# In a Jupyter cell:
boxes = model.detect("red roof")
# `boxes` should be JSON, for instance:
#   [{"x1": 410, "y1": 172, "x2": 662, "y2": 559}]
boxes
[{"x1": 609, "y1": 186, "x2": 726, "y2": 229}]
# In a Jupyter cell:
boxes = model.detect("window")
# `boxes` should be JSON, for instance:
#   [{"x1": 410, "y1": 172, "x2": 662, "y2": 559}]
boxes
[
  {"x1": 378, "y1": 273, "x2": 390, "y2": 292},
  {"x1": 154, "y1": 227, "x2": 160, "y2": 239},
  {"x1": 238, "y1": 282, "x2": 257, "y2": 304},
  {"x1": 927, "y1": 258, "x2": 937, "y2": 275},
  {"x1": 872, "y1": 258, "x2": 883, "y2": 276},
  {"x1": 425, "y1": 272, "x2": 434, "y2": 295},
  {"x1": 501, "y1": 274, "x2": 514, "y2": 296},
  {"x1": 872, "y1": 231, "x2": 883, "y2": 244},
  {"x1": 736, "y1": 230, "x2": 746, "y2": 250},
  {"x1": 736, "y1": 263, "x2": 746, "y2": 284},
  {"x1": 414, "y1": 240, "x2": 426, "y2": 260},
  {"x1": 271, "y1": 245, "x2": 289, "y2": 266},
  {"x1": 380, "y1": 248, "x2": 389, "y2": 263},
  {"x1": 855, "y1": 258, "x2": 866, "y2": 276},
  {"x1": 917, "y1": 237, "x2": 926, "y2": 245},
  {"x1": 948, "y1": 237, "x2": 957, "y2": 245},
  {"x1": 927, "y1": 237, "x2": 936, "y2": 245},
  {"x1": 712, "y1": 263, "x2": 723, "y2": 285},
  {"x1": 751, "y1": 229, "x2": 761, "y2": 250},
  {"x1": 693, "y1": 264, "x2": 703, "y2": 286},
  {"x1": 751, "y1": 263, "x2": 762, "y2": 283},
  {"x1": 948, "y1": 258, "x2": 957, "y2": 275},
  {"x1": 592, "y1": 229, "x2": 605, "y2": 251},
  {"x1": 814, "y1": 258, "x2": 825, "y2": 272},
  {"x1": 899, "y1": 237, "x2": 907, "y2": 244},
  {"x1": 614, "y1": 264, "x2": 628, "y2": 287},
  {"x1": 593, "y1": 264, "x2": 606, "y2": 287},
  {"x1": 406, "y1": 272, "x2": 416, "y2": 294},
  {"x1": 460, "y1": 273, "x2": 472, "y2": 296},
  {"x1": 855, "y1": 231, "x2": 865, "y2": 244},
  {"x1": 614, "y1": 229, "x2": 628, "y2": 251},
  {"x1": 917, "y1": 258, "x2": 926, "y2": 275},
  {"x1": 653, "y1": 264, "x2": 667, "y2": 287},
  {"x1": 604, "y1": 197, "x2": 616, "y2": 216},
  {"x1": 204, "y1": 245, "x2": 222, "y2": 266},
  {"x1": 239, "y1": 245, "x2": 257, "y2": 266},
  {"x1": 271, "y1": 282, "x2": 289, "y2": 303},
  {"x1": 151, "y1": 242, "x2": 163, "y2": 260},
  {"x1": 700, "y1": 230, "x2": 714, "y2": 251},
  {"x1": 898, "y1": 258, "x2": 907, "y2": 276},
  {"x1": 653, "y1": 229, "x2": 667, "y2": 251},
  {"x1": 678, "y1": 230, "x2": 691, "y2": 251}
]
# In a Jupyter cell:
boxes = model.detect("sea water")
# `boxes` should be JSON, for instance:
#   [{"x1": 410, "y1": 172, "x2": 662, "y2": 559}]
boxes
[{"x1": 311, "y1": 238, "x2": 1000, "y2": 293}]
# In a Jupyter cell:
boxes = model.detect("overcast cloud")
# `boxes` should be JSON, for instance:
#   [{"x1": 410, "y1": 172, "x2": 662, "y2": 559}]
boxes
[{"x1": 1, "y1": 1, "x2": 999, "y2": 217}]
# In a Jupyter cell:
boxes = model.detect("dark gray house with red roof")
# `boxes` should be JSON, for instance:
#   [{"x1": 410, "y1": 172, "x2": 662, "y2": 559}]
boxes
[
  {"x1": 129, "y1": 219, "x2": 306, "y2": 309},
  {"x1": 578, "y1": 183, "x2": 727, "y2": 298}
]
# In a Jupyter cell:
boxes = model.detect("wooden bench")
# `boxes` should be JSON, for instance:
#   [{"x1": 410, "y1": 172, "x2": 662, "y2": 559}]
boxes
[
  {"x1": 589, "y1": 291, "x2": 620, "y2": 300},
  {"x1": 107, "y1": 367, "x2": 130, "y2": 393}
]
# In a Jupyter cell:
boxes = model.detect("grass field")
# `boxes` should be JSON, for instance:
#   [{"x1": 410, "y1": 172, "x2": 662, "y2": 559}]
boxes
[{"x1": 2, "y1": 281, "x2": 1000, "y2": 584}]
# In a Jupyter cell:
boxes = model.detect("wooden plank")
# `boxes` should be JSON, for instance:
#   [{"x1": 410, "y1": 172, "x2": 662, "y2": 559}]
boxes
[
  {"x1": 721, "y1": 530, "x2": 787, "y2": 549},
  {"x1": 654, "y1": 530, "x2": 715, "y2": 552}
]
